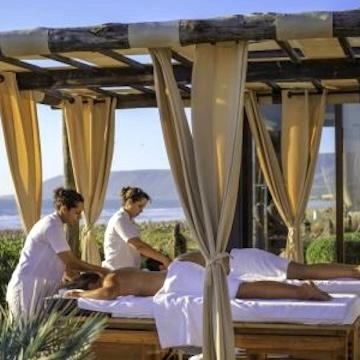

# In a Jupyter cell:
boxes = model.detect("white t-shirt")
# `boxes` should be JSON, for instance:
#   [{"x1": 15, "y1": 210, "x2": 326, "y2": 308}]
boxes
[
  {"x1": 10, "y1": 212, "x2": 70, "y2": 284},
  {"x1": 102, "y1": 208, "x2": 141, "y2": 269},
  {"x1": 6, "y1": 212, "x2": 71, "y2": 317}
]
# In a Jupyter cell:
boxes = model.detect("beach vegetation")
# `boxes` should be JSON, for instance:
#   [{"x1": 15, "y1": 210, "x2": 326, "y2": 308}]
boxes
[
  {"x1": 0, "y1": 300, "x2": 106, "y2": 359},
  {"x1": 306, "y1": 232, "x2": 360, "y2": 264}
]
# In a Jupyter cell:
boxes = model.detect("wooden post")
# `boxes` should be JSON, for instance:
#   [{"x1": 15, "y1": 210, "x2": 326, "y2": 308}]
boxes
[
  {"x1": 62, "y1": 113, "x2": 80, "y2": 257},
  {"x1": 227, "y1": 110, "x2": 253, "y2": 250},
  {"x1": 335, "y1": 104, "x2": 344, "y2": 263}
]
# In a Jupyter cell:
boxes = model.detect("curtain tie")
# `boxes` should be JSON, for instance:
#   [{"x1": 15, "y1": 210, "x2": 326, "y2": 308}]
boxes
[{"x1": 205, "y1": 252, "x2": 230, "y2": 274}]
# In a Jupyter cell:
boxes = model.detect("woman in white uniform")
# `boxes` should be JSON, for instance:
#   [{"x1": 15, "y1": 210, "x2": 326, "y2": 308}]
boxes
[
  {"x1": 6, "y1": 187, "x2": 109, "y2": 318},
  {"x1": 102, "y1": 186, "x2": 171, "y2": 270}
]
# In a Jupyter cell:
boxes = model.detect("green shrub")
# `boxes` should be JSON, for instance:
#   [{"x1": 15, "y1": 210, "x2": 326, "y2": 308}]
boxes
[
  {"x1": 0, "y1": 230, "x2": 24, "y2": 306},
  {"x1": 0, "y1": 301, "x2": 106, "y2": 359},
  {"x1": 306, "y1": 232, "x2": 360, "y2": 264},
  {"x1": 94, "y1": 221, "x2": 197, "y2": 260}
]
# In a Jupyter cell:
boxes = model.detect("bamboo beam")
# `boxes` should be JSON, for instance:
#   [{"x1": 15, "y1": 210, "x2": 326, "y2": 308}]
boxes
[
  {"x1": 44, "y1": 10, "x2": 360, "y2": 51},
  {"x1": 0, "y1": 9, "x2": 359, "y2": 57},
  {"x1": 337, "y1": 37, "x2": 357, "y2": 59},
  {"x1": 275, "y1": 40, "x2": 302, "y2": 64},
  {"x1": 97, "y1": 49, "x2": 147, "y2": 70},
  {"x1": 15, "y1": 58, "x2": 360, "y2": 91}
]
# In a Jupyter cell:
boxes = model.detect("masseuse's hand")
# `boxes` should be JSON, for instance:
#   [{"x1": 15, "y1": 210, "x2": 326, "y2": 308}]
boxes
[
  {"x1": 160, "y1": 255, "x2": 172, "y2": 270},
  {"x1": 62, "y1": 268, "x2": 80, "y2": 283},
  {"x1": 64, "y1": 290, "x2": 83, "y2": 299}
]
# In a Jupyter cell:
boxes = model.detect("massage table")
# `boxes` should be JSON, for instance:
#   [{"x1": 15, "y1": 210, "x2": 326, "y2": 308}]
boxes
[{"x1": 52, "y1": 287, "x2": 360, "y2": 360}]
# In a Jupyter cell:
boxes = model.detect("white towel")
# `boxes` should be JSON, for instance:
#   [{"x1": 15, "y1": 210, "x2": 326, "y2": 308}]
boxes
[
  {"x1": 154, "y1": 260, "x2": 240, "y2": 348},
  {"x1": 229, "y1": 248, "x2": 289, "y2": 280},
  {"x1": 77, "y1": 295, "x2": 154, "y2": 318}
]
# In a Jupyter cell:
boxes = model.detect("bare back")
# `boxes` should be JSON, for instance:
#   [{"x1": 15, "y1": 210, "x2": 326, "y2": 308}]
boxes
[{"x1": 111, "y1": 268, "x2": 167, "y2": 296}]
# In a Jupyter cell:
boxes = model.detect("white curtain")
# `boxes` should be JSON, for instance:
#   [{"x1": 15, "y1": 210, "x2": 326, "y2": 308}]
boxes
[
  {"x1": 63, "y1": 97, "x2": 116, "y2": 264},
  {"x1": 245, "y1": 90, "x2": 327, "y2": 261},
  {"x1": 151, "y1": 41, "x2": 248, "y2": 360},
  {"x1": 0, "y1": 72, "x2": 42, "y2": 233}
]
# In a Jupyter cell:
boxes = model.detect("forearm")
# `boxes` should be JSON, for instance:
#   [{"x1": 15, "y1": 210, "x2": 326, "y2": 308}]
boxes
[
  {"x1": 58, "y1": 251, "x2": 109, "y2": 275},
  {"x1": 130, "y1": 239, "x2": 171, "y2": 266},
  {"x1": 71, "y1": 287, "x2": 117, "y2": 300},
  {"x1": 72, "y1": 259, "x2": 109, "y2": 275}
]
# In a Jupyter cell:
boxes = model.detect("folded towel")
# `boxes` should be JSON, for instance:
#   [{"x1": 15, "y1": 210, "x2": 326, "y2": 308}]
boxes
[
  {"x1": 154, "y1": 260, "x2": 241, "y2": 348},
  {"x1": 229, "y1": 248, "x2": 289, "y2": 280}
]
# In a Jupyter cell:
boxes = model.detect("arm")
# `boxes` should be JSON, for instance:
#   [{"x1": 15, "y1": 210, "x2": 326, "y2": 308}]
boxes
[
  {"x1": 58, "y1": 251, "x2": 110, "y2": 276},
  {"x1": 128, "y1": 237, "x2": 171, "y2": 269},
  {"x1": 65, "y1": 273, "x2": 119, "y2": 300},
  {"x1": 62, "y1": 266, "x2": 80, "y2": 282},
  {"x1": 237, "y1": 280, "x2": 331, "y2": 301}
]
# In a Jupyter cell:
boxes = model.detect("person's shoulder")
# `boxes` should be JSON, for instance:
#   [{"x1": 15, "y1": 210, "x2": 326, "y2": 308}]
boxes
[
  {"x1": 109, "y1": 208, "x2": 127, "y2": 221},
  {"x1": 28, "y1": 212, "x2": 59, "y2": 235}
]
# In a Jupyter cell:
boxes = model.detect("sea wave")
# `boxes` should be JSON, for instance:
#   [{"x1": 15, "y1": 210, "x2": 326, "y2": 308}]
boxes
[{"x1": 0, "y1": 207, "x2": 185, "y2": 230}]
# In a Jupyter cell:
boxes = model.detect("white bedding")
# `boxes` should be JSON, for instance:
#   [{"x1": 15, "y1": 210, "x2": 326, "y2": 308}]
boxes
[
  {"x1": 69, "y1": 268, "x2": 360, "y2": 349},
  {"x1": 153, "y1": 293, "x2": 360, "y2": 348},
  {"x1": 77, "y1": 295, "x2": 154, "y2": 318},
  {"x1": 72, "y1": 291, "x2": 360, "y2": 349}
]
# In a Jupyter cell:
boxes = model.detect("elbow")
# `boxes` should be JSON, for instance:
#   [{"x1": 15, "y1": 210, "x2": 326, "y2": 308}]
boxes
[
  {"x1": 103, "y1": 287, "x2": 118, "y2": 300},
  {"x1": 128, "y1": 238, "x2": 144, "y2": 252}
]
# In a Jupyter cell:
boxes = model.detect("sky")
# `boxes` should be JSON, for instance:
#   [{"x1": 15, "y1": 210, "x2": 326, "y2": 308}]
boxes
[{"x1": 0, "y1": 0, "x2": 358, "y2": 196}]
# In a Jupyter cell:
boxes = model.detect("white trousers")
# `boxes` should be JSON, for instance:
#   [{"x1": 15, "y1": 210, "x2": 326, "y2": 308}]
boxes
[{"x1": 6, "y1": 275, "x2": 58, "y2": 319}]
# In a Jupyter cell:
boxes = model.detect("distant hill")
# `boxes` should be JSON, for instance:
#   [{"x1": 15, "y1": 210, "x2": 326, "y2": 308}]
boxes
[
  {"x1": 41, "y1": 169, "x2": 179, "y2": 201},
  {"x1": 0, "y1": 169, "x2": 181, "y2": 216},
  {"x1": 0, "y1": 153, "x2": 336, "y2": 213}
]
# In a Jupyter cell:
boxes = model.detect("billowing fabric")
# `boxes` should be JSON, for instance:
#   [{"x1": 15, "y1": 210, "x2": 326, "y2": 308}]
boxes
[
  {"x1": 151, "y1": 41, "x2": 248, "y2": 360},
  {"x1": 0, "y1": 72, "x2": 42, "y2": 233},
  {"x1": 245, "y1": 91, "x2": 327, "y2": 262},
  {"x1": 63, "y1": 97, "x2": 116, "y2": 265}
]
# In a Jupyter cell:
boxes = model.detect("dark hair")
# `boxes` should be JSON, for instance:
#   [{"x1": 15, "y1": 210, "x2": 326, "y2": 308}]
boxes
[
  {"x1": 63, "y1": 272, "x2": 101, "y2": 290},
  {"x1": 120, "y1": 186, "x2": 150, "y2": 205},
  {"x1": 53, "y1": 187, "x2": 84, "y2": 210}
]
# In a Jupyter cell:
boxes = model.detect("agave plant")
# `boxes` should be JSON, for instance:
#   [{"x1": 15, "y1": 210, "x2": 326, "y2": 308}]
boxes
[{"x1": 0, "y1": 300, "x2": 107, "y2": 360}]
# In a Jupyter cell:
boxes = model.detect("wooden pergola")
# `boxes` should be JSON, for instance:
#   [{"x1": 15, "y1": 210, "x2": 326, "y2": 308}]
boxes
[
  {"x1": 3, "y1": 8, "x2": 360, "y2": 360},
  {"x1": 3, "y1": 8, "x2": 360, "y2": 258},
  {"x1": 2, "y1": 9, "x2": 360, "y2": 108}
]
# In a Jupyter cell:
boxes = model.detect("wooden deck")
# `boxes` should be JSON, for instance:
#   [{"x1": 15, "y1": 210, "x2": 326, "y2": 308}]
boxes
[{"x1": 91, "y1": 317, "x2": 360, "y2": 360}]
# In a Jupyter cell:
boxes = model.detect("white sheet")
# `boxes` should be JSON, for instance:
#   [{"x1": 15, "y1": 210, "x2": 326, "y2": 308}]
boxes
[
  {"x1": 153, "y1": 293, "x2": 360, "y2": 348},
  {"x1": 77, "y1": 295, "x2": 154, "y2": 318}
]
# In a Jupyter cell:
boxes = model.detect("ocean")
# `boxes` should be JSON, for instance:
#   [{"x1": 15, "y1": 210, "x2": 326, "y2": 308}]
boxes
[
  {"x1": 0, "y1": 198, "x2": 185, "y2": 230},
  {"x1": 0, "y1": 197, "x2": 334, "y2": 230}
]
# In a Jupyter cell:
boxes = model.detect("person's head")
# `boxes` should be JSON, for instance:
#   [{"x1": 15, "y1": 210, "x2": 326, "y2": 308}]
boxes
[
  {"x1": 53, "y1": 187, "x2": 84, "y2": 225},
  {"x1": 63, "y1": 272, "x2": 102, "y2": 291},
  {"x1": 120, "y1": 186, "x2": 150, "y2": 218}
]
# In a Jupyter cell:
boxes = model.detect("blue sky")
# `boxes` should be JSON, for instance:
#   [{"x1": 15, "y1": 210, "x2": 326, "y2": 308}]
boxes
[{"x1": 0, "y1": 0, "x2": 357, "y2": 195}]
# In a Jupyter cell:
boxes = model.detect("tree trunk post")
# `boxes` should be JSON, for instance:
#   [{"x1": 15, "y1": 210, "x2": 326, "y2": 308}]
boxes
[{"x1": 62, "y1": 113, "x2": 80, "y2": 257}]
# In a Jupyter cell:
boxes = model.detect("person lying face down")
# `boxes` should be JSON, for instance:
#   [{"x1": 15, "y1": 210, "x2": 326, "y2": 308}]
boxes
[
  {"x1": 64, "y1": 251, "x2": 331, "y2": 301},
  {"x1": 228, "y1": 248, "x2": 360, "y2": 281}
]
